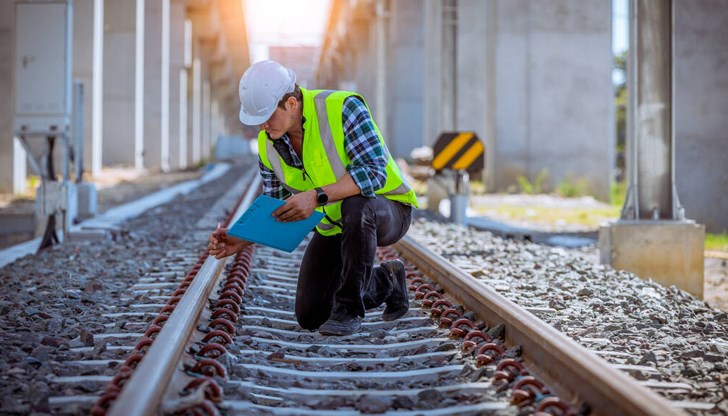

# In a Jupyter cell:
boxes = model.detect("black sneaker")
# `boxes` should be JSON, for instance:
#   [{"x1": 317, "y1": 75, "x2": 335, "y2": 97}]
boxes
[
  {"x1": 381, "y1": 259, "x2": 409, "y2": 321},
  {"x1": 319, "y1": 305, "x2": 362, "y2": 336}
]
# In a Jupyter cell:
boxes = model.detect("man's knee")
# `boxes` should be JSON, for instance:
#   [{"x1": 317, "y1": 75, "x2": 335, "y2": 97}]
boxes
[{"x1": 341, "y1": 195, "x2": 375, "y2": 225}]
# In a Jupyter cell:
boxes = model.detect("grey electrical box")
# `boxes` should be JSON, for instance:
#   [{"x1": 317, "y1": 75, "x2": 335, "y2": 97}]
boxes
[{"x1": 13, "y1": 0, "x2": 73, "y2": 135}]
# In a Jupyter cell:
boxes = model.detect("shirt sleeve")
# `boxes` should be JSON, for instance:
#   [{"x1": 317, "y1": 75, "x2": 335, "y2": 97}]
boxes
[
  {"x1": 258, "y1": 157, "x2": 291, "y2": 200},
  {"x1": 342, "y1": 96, "x2": 388, "y2": 197}
]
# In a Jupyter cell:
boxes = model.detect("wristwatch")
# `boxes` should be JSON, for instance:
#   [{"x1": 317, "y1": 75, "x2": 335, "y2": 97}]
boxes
[{"x1": 314, "y1": 187, "x2": 328, "y2": 206}]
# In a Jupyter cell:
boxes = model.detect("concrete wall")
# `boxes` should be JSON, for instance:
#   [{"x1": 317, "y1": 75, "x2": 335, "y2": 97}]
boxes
[
  {"x1": 674, "y1": 0, "x2": 728, "y2": 232},
  {"x1": 0, "y1": 1, "x2": 16, "y2": 193},
  {"x1": 102, "y1": 0, "x2": 137, "y2": 166},
  {"x1": 386, "y1": 0, "x2": 426, "y2": 159},
  {"x1": 492, "y1": 0, "x2": 613, "y2": 199}
]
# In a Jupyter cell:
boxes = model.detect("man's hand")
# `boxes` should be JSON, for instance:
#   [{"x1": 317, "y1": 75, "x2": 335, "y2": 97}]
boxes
[
  {"x1": 208, "y1": 227, "x2": 251, "y2": 259},
  {"x1": 273, "y1": 189, "x2": 318, "y2": 222}
]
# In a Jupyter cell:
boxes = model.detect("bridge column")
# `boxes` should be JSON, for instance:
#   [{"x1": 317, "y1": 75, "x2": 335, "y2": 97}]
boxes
[{"x1": 600, "y1": 0, "x2": 704, "y2": 298}]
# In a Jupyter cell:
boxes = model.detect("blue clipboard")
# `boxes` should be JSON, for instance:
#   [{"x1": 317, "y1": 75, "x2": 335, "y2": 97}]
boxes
[{"x1": 227, "y1": 194, "x2": 325, "y2": 253}]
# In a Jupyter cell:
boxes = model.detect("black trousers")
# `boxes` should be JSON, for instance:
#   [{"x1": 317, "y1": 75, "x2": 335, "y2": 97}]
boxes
[{"x1": 295, "y1": 195, "x2": 412, "y2": 330}]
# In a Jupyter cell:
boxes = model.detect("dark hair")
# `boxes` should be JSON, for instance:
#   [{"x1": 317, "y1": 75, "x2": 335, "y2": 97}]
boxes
[{"x1": 278, "y1": 84, "x2": 302, "y2": 109}]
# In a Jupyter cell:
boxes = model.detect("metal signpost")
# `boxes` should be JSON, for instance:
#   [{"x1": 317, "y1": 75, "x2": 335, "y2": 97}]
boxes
[{"x1": 430, "y1": 132, "x2": 485, "y2": 225}]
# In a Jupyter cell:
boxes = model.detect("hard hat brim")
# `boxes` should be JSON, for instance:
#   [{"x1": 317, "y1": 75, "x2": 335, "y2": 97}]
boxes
[{"x1": 239, "y1": 107, "x2": 274, "y2": 126}]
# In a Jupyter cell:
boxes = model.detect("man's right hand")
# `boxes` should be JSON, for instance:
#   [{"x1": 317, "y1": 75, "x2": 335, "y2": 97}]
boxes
[{"x1": 208, "y1": 227, "x2": 251, "y2": 259}]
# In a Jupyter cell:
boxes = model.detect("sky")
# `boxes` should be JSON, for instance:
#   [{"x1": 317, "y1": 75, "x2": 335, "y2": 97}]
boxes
[
  {"x1": 613, "y1": 0, "x2": 629, "y2": 53},
  {"x1": 245, "y1": 0, "x2": 332, "y2": 63}
]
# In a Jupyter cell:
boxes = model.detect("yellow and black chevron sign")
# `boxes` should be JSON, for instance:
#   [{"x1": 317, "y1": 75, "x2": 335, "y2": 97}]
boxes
[{"x1": 431, "y1": 132, "x2": 485, "y2": 173}]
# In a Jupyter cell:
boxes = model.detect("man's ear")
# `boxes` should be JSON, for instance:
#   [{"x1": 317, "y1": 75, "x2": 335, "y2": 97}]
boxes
[{"x1": 286, "y1": 96, "x2": 297, "y2": 111}]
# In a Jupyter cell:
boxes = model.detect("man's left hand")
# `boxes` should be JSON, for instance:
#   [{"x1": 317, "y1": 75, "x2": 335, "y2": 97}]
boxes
[{"x1": 273, "y1": 189, "x2": 318, "y2": 222}]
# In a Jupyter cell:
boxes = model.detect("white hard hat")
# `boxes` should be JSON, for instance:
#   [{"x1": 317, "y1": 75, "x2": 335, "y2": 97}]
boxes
[{"x1": 238, "y1": 60, "x2": 297, "y2": 125}]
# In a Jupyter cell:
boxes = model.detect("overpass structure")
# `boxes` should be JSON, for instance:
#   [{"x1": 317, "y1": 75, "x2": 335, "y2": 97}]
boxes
[{"x1": 0, "y1": 0, "x2": 250, "y2": 193}]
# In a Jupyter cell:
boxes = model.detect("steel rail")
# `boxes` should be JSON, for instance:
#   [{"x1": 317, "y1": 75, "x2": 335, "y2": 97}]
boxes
[
  {"x1": 394, "y1": 235, "x2": 685, "y2": 416},
  {"x1": 108, "y1": 169, "x2": 261, "y2": 416}
]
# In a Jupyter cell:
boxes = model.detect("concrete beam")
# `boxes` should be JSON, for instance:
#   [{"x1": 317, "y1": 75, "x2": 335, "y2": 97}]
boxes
[{"x1": 0, "y1": 1, "x2": 17, "y2": 193}]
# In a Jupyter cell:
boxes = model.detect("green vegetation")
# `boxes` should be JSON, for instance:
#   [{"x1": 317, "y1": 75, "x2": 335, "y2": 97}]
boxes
[
  {"x1": 555, "y1": 177, "x2": 591, "y2": 198},
  {"x1": 706, "y1": 232, "x2": 728, "y2": 252},
  {"x1": 516, "y1": 169, "x2": 550, "y2": 195},
  {"x1": 610, "y1": 181, "x2": 627, "y2": 208}
]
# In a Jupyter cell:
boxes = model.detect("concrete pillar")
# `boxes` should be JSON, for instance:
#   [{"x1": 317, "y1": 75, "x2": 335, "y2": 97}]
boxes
[
  {"x1": 191, "y1": 57, "x2": 201, "y2": 165},
  {"x1": 674, "y1": 0, "x2": 728, "y2": 232},
  {"x1": 457, "y1": 0, "x2": 496, "y2": 189},
  {"x1": 72, "y1": 0, "x2": 104, "y2": 179},
  {"x1": 600, "y1": 0, "x2": 704, "y2": 299},
  {"x1": 168, "y1": 0, "x2": 185, "y2": 170},
  {"x1": 103, "y1": 0, "x2": 139, "y2": 167},
  {"x1": 202, "y1": 79, "x2": 211, "y2": 160},
  {"x1": 143, "y1": 0, "x2": 166, "y2": 171},
  {"x1": 0, "y1": 1, "x2": 17, "y2": 193}
]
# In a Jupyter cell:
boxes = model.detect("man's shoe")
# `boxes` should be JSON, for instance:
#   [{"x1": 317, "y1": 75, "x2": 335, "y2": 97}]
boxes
[
  {"x1": 381, "y1": 259, "x2": 409, "y2": 321},
  {"x1": 319, "y1": 306, "x2": 362, "y2": 336}
]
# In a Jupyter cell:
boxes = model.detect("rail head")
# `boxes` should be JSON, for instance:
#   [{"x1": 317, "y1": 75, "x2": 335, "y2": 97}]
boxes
[
  {"x1": 108, "y1": 169, "x2": 260, "y2": 416},
  {"x1": 395, "y1": 235, "x2": 685, "y2": 416}
]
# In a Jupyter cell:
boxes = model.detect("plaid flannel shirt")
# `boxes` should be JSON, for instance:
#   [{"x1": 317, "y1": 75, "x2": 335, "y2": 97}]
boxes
[{"x1": 258, "y1": 96, "x2": 389, "y2": 199}]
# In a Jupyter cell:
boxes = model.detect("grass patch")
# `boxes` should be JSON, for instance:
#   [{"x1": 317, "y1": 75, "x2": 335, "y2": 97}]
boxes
[
  {"x1": 706, "y1": 232, "x2": 728, "y2": 252},
  {"x1": 472, "y1": 204, "x2": 620, "y2": 230}
]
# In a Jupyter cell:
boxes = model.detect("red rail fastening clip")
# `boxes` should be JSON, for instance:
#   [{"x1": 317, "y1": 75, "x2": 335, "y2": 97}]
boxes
[
  {"x1": 219, "y1": 291, "x2": 243, "y2": 305},
  {"x1": 122, "y1": 353, "x2": 145, "y2": 370},
  {"x1": 421, "y1": 291, "x2": 444, "y2": 308},
  {"x1": 439, "y1": 308, "x2": 462, "y2": 327},
  {"x1": 492, "y1": 358, "x2": 528, "y2": 390},
  {"x1": 208, "y1": 318, "x2": 236, "y2": 335},
  {"x1": 214, "y1": 299, "x2": 241, "y2": 315},
  {"x1": 535, "y1": 397, "x2": 575, "y2": 416},
  {"x1": 144, "y1": 325, "x2": 162, "y2": 339},
  {"x1": 133, "y1": 337, "x2": 154, "y2": 353},
  {"x1": 196, "y1": 343, "x2": 228, "y2": 359},
  {"x1": 449, "y1": 318, "x2": 476, "y2": 337},
  {"x1": 182, "y1": 377, "x2": 223, "y2": 403},
  {"x1": 90, "y1": 389, "x2": 119, "y2": 416},
  {"x1": 475, "y1": 343, "x2": 504, "y2": 366},
  {"x1": 211, "y1": 308, "x2": 238, "y2": 323},
  {"x1": 462, "y1": 330, "x2": 492, "y2": 353},
  {"x1": 414, "y1": 284, "x2": 433, "y2": 299},
  {"x1": 407, "y1": 277, "x2": 427, "y2": 291},
  {"x1": 152, "y1": 315, "x2": 169, "y2": 327},
  {"x1": 221, "y1": 283, "x2": 244, "y2": 298},
  {"x1": 202, "y1": 329, "x2": 233, "y2": 345},
  {"x1": 171, "y1": 288, "x2": 187, "y2": 298},
  {"x1": 166, "y1": 295, "x2": 183, "y2": 307},
  {"x1": 511, "y1": 376, "x2": 547, "y2": 407},
  {"x1": 190, "y1": 358, "x2": 227, "y2": 378},
  {"x1": 225, "y1": 277, "x2": 247, "y2": 289},
  {"x1": 429, "y1": 299, "x2": 452, "y2": 316}
]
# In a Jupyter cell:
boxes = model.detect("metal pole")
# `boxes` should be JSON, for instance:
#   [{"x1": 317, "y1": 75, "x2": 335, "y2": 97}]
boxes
[
  {"x1": 634, "y1": 0, "x2": 674, "y2": 220},
  {"x1": 73, "y1": 80, "x2": 85, "y2": 182}
]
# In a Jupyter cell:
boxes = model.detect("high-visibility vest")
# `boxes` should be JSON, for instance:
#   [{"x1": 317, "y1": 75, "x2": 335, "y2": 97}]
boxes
[{"x1": 258, "y1": 88, "x2": 419, "y2": 236}]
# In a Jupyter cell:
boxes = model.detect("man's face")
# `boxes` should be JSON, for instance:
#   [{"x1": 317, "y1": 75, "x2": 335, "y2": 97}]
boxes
[{"x1": 259, "y1": 101, "x2": 293, "y2": 140}]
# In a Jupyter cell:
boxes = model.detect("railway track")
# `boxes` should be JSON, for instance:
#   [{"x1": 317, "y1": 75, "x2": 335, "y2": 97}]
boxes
[{"x1": 61, "y1": 173, "x2": 689, "y2": 416}]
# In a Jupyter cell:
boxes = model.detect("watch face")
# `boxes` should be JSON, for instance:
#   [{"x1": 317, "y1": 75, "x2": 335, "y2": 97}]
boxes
[{"x1": 316, "y1": 188, "x2": 328, "y2": 205}]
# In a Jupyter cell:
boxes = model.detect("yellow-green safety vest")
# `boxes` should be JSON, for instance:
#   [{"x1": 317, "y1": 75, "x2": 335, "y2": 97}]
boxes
[{"x1": 258, "y1": 88, "x2": 419, "y2": 236}]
